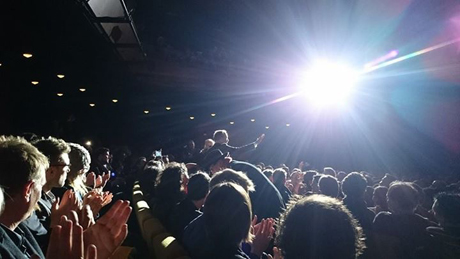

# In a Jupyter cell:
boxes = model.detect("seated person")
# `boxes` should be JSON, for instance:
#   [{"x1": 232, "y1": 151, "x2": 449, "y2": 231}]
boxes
[
  {"x1": 0, "y1": 136, "x2": 131, "y2": 259},
  {"x1": 187, "y1": 182, "x2": 273, "y2": 259},
  {"x1": 183, "y1": 169, "x2": 263, "y2": 258},
  {"x1": 371, "y1": 186, "x2": 389, "y2": 214},
  {"x1": 272, "y1": 169, "x2": 292, "y2": 205},
  {"x1": 427, "y1": 192, "x2": 460, "y2": 258},
  {"x1": 23, "y1": 137, "x2": 72, "y2": 251},
  {"x1": 275, "y1": 194, "x2": 365, "y2": 259},
  {"x1": 341, "y1": 172, "x2": 375, "y2": 234},
  {"x1": 170, "y1": 172, "x2": 210, "y2": 240},
  {"x1": 0, "y1": 136, "x2": 49, "y2": 258},
  {"x1": 373, "y1": 181, "x2": 437, "y2": 259},
  {"x1": 52, "y1": 142, "x2": 91, "y2": 202},
  {"x1": 149, "y1": 162, "x2": 189, "y2": 229},
  {"x1": 318, "y1": 175, "x2": 339, "y2": 198}
]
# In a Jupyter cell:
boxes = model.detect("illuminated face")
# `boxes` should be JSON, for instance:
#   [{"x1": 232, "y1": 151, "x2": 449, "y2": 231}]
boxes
[
  {"x1": 50, "y1": 153, "x2": 71, "y2": 188},
  {"x1": 204, "y1": 140, "x2": 214, "y2": 149},
  {"x1": 99, "y1": 151, "x2": 110, "y2": 164}
]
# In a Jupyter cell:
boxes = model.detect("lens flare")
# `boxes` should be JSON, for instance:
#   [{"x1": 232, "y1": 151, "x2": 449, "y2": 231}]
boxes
[{"x1": 299, "y1": 60, "x2": 359, "y2": 107}]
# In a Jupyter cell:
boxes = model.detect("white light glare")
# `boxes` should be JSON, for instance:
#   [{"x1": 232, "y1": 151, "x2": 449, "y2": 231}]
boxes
[{"x1": 299, "y1": 60, "x2": 359, "y2": 107}]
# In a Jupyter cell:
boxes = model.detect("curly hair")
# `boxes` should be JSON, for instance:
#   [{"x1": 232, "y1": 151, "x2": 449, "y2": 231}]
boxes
[
  {"x1": 67, "y1": 143, "x2": 91, "y2": 196},
  {"x1": 276, "y1": 195, "x2": 365, "y2": 259},
  {"x1": 155, "y1": 162, "x2": 188, "y2": 202}
]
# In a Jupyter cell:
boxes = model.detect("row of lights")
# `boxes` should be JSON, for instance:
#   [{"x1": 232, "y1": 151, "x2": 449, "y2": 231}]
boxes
[
  {"x1": 23, "y1": 53, "x2": 66, "y2": 84},
  {"x1": 21, "y1": 53, "x2": 133, "y2": 109},
  {"x1": 18, "y1": 54, "x2": 201, "y2": 116},
  {"x1": 19, "y1": 53, "x2": 289, "y2": 127},
  {"x1": 187, "y1": 116, "x2": 290, "y2": 128},
  {"x1": 31, "y1": 73, "x2": 65, "y2": 85}
]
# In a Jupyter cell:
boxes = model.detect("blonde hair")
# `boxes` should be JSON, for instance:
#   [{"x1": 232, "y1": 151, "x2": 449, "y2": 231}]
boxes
[
  {"x1": 67, "y1": 143, "x2": 91, "y2": 196},
  {"x1": 0, "y1": 136, "x2": 48, "y2": 195}
]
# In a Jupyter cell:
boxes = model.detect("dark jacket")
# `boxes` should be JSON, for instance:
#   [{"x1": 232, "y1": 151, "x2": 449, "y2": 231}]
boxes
[
  {"x1": 230, "y1": 160, "x2": 285, "y2": 220},
  {"x1": 0, "y1": 223, "x2": 45, "y2": 259},
  {"x1": 343, "y1": 197, "x2": 375, "y2": 233},
  {"x1": 373, "y1": 212, "x2": 437, "y2": 259},
  {"x1": 22, "y1": 191, "x2": 54, "y2": 252},
  {"x1": 209, "y1": 142, "x2": 256, "y2": 158},
  {"x1": 182, "y1": 215, "x2": 253, "y2": 259},
  {"x1": 169, "y1": 198, "x2": 202, "y2": 240},
  {"x1": 274, "y1": 184, "x2": 292, "y2": 206}
]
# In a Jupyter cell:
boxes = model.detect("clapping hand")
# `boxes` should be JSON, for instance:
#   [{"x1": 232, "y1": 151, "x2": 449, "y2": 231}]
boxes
[
  {"x1": 251, "y1": 218, "x2": 275, "y2": 257},
  {"x1": 86, "y1": 172, "x2": 110, "y2": 189},
  {"x1": 83, "y1": 190, "x2": 113, "y2": 217},
  {"x1": 83, "y1": 200, "x2": 131, "y2": 259},
  {"x1": 44, "y1": 215, "x2": 97, "y2": 259},
  {"x1": 50, "y1": 190, "x2": 80, "y2": 228},
  {"x1": 267, "y1": 247, "x2": 283, "y2": 259}
]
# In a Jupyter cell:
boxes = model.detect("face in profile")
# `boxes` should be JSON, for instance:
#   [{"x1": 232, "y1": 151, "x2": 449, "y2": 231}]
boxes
[
  {"x1": 99, "y1": 151, "x2": 110, "y2": 164},
  {"x1": 205, "y1": 141, "x2": 212, "y2": 149},
  {"x1": 54, "y1": 153, "x2": 71, "y2": 187}
]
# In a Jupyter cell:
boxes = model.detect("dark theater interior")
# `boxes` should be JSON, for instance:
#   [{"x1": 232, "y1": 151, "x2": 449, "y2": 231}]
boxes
[{"x1": 0, "y1": 1, "x2": 460, "y2": 258}]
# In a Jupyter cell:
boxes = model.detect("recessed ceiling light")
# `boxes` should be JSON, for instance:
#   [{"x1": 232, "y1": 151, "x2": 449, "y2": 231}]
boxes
[
  {"x1": 144, "y1": 110, "x2": 150, "y2": 114},
  {"x1": 190, "y1": 116, "x2": 195, "y2": 120},
  {"x1": 230, "y1": 121, "x2": 235, "y2": 125},
  {"x1": 57, "y1": 74, "x2": 65, "y2": 79},
  {"x1": 165, "y1": 106, "x2": 171, "y2": 111},
  {"x1": 250, "y1": 119, "x2": 255, "y2": 122},
  {"x1": 0, "y1": 63, "x2": 2, "y2": 66},
  {"x1": 79, "y1": 88, "x2": 86, "y2": 92},
  {"x1": 286, "y1": 123, "x2": 290, "y2": 127},
  {"x1": 23, "y1": 53, "x2": 33, "y2": 58},
  {"x1": 112, "y1": 99, "x2": 118, "y2": 103},
  {"x1": 85, "y1": 141, "x2": 92, "y2": 146},
  {"x1": 89, "y1": 103, "x2": 95, "y2": 107},
  {"x1": 57, "y1": 93, "x2": 64, "y2": 97},
  {"x1": 31, "y1": 81, "x2": 39, "y2": 85},
  {"x1": 265, "y1": 126, "x2": 270, "y2": 129},
  {"x1": 211, "y1": 113, "x2": 216, "y2": 117}
]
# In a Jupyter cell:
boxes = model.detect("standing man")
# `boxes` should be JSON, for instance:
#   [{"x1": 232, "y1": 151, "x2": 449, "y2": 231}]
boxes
[{"x1": 208, "y1": 130, "x2": 265, "y2": 158}]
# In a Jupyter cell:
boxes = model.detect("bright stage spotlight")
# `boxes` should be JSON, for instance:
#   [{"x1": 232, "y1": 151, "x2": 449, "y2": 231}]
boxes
[{"x1": 299, "y1": 60, "x2": 360, "y2": 107}]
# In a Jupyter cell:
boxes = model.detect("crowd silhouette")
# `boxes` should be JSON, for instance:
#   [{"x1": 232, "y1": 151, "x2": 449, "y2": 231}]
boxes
[{"x1": 0, "y1": 130, "x2": 459, "y2": 259}]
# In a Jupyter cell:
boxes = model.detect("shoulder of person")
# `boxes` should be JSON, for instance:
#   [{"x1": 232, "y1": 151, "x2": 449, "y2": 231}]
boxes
[
  {"x1": 414, "y1": 213, "x2": 437, "y2": 226},
  {"x1": 374, "y1": 211, "x2": 392, "y2": 223}
]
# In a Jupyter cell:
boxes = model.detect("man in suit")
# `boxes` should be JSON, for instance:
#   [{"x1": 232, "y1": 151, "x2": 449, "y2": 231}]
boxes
[
  {"x1": 207, "y1": 130, "x2": 265, "y2": 158},
  {"x1": 23, "y1": 137, "x2": 72, "y2": 251},
  {"x1": 0, "y1": 136, "x2": 49, "y2": 258}
]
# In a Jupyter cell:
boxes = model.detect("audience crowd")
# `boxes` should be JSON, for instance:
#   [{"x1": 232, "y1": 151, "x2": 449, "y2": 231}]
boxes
[{"x1": 0, "y1": 128, "x2": 459, "y2": 258}]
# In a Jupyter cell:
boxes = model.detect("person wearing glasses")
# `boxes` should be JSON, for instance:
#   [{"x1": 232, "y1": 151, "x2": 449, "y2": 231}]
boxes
[{"x1": 23, "y1": 136, "x2": 71, "y2": 251}]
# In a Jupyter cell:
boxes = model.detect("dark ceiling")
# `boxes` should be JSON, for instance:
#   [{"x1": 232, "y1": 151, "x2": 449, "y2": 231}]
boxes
[{"x1": 1, "y1": 0, "x2": 460, "y2": 174}]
